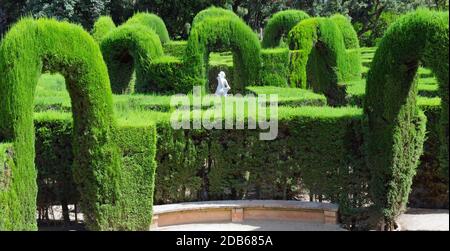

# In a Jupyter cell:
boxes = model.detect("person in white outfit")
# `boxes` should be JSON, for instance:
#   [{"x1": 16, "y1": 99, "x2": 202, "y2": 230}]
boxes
[{"x1": 215, "y1": 71, "x2": 231, "y2": 96}]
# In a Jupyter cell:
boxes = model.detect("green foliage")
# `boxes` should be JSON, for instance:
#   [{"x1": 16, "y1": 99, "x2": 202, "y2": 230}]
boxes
[
  {"x1": 163, "y1": 40, "x2": 188, "y2": 58},
  {"x1": 35, "y1": 115, "x2": 78, "y2": 222},
  {"x1": 92, "y1": 16, "x2": 116, "y2": 42},
  {"x1": 259, "y1": 48, "x2": 290, "y2": 87},
  {"x1": 330, "y1": 14, "x2": 360, "y2": 49},
  {"x1": 191, "y1": 6, "x2": 240, "y2": 27},
  {"x1": 364, "y1": 9, "x2": 448, "y2": 229},
  {"x1": 151, "y1": 106, "x2": 370, "y2": 219},
  {"x1": 410, "y1": 104, "x2": 449, "y2": 209},
  {"x1": 145, "y1": 56, "x2": 193, "y2": 94},
  {"x1": 0, "y1": 18, "x2": 157, "y2": 231},
  {"x1": 0, "y1": 143, "x2": 18, "y2": 230},
  {"x1": 125, "y1": 12, "x2": 170, "y2": 43},
  {"x1": 33, "y1": 113, "x2": 158, "y2": 230},
  {"x1": 184, "y1": 14, "x2": 261, "y2": 92},
  {"x1": 288, "y1": 17, "x2": 348, "y2": 106},
  {"x1": 100, "y1": 23, "x2": 164, "y2": 94},
  {"x1": 262, "y1": 10, "x2": 310, "y2": 48},
  {"x1": 0, "y1": 18, "x2": 120, "y2": 230}
]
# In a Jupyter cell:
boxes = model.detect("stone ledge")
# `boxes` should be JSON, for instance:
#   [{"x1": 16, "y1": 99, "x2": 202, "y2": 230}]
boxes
[{"x1": 151, "y1": 200, "x2": 339, "y2": 230}]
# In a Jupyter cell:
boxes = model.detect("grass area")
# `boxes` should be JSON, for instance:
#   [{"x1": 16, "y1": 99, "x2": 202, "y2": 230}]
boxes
[{"x1": 209, "y1": 52, "x2": 233, "y2": 66}]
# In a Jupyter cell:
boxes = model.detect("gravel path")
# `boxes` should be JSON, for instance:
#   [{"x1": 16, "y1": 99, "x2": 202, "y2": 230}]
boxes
[
  {"x1": 153, "y1": 220, "x2": 346, "y2": 231},
  {"x1": 398, "y1": 208, "x2": 449, "y2": 231}
]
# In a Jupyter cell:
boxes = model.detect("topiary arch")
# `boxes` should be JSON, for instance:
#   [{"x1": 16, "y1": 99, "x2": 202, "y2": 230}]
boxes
[
  {"x1": 0, "y1": 18, "x2": 155, "y2": 230},
  {"x1": 125, "y1": 12, "x2": 171, "y2": 44},
  {"x1": 100, "y1": 23, "x2": 164, "y2": 94},
  {"x1": 262, "y1": 10, "x2": 310, "y2": 48},
  {"x1": 191, "y1": 6, "x2": 240, "y2": 28},
  {"x1": 92, "y1": 16, "x2": 116, "y2": 42},
  {"x1": 184, "y1": 16, "x2": 261, "y2": 92},
  {"x1": 364, "y1": 9, "x2": 448, "y2": 230},
  {"x1": 288, "y1": 17, "x2": 348, "y2": 106},
  {"x1": 330, "y1": 14, "x2": 362, "y2": 81},
  {"x1": 329, "y1": 14, "x2": 360, "y2": 50}
]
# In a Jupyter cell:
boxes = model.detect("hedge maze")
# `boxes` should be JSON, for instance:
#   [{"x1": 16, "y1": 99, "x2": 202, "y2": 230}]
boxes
[{"x1": 0, "y1": 7, "x2": 448, "y2": 231}]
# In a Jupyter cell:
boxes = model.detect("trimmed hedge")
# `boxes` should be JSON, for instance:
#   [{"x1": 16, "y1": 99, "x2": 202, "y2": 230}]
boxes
[
  {"x1": 330, "y1": 14, "x2": 362, "y2": 81},
  {"x1": 184, "y1": 16, "x2": 261, "y2": 92},
  {"x1": 262, "y1": 10, "x2": 310, "y2": 48},
  {"x1": 364, "y1": 9, "x2": 448, "y2": 230},
  {"x1": 0, "y1": 18, "x2": 157, "y2": 231},
  {"x1": 92, "y1": 16, "x2": 116, "y2": 42},
  {"x1": 163, "y1": 40, "x2": 188, "y2": 58},
  {"x1": 260, "y1": 48, "x2": 290, "y2": 87},
  {"x1": 0, "y1": 143, "x2": 17, "y2": 229},
  {"x1": 409, "y1": 104, "x2": 449, "y2": 209},
  {"x1": 31, "y1": 107, "x2": 370, "y2": 230},
  {"x1": 34, "y1": 113, "x2": 158, "y2": 230},
  {"x1": 145, "y1": 56, "x2": 193, "y2": 94},
  {"x1": 288, "y1": 17, "x2": 348, "y2": 106},
  {"x1": 330, "y1": 14, "x2": 360, "y2": 49},
  {"x1": 125, "y1": 12, "x2": 171, "y2": 44},
  {"x1": 100, "y1": 23, "x2": 164, "y2": 94},
  {"x1": 192, "y1": 6, "x2": 240, "y2": 28},
  {"x1": 0, "y1": 18, "x2": 121, "y2": 230}
]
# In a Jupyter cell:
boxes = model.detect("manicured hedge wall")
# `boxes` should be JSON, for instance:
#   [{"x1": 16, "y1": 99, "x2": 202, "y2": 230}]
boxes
[
  {"x1": 262, "y1": 10, "x2": 310, "y2": 48},
  {"x1": 92, "y1": 16, "x2": 116, "y2": 42},
  {"x1": 184, "y1": 15, "x2": 261, "y2": 92},
  {"x1": 152, "y1": 107, "x2": 371, "y2": 229},
  {"x1": 364, "y1": 9, "x2": 448, "y2": 230},
  {"x1": 409, "y1": 103, "x2": 449, "y2": 209},
  {"x1": 145, "y1": 56, "x2": 193, "y2": 94},
  {"x1": 125, "y1": 12, "x2": 171, "y2": 44},
  {"x1": 33, "y1": 107, "x2": 369, "y2": 226},
  {"x1": 100, "y1": 23, "x2": 164, "y2": 94},
  {"x1": 0, "y1": 143, "x2": 18, "y2": 230},
  {"x1": 163, "y1": 40, "x2": 188, "y2": 58},
  {"x1": 260, "y1": 48, "x2": 290, "y2": 87},
  {"x1": 288, "y1": 17, "x2": 348, "y2": 106},
  {"x1": 33, "y1": 113, "x2": 158, "y2": 230}
]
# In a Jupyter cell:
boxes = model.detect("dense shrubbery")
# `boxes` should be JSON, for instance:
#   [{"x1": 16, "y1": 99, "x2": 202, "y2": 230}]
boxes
[
  {"x1": 185, "y1": 14, "x2": 261, "y2": 92},
  {"x1": 262, "y1": 10, "x2": 310, "y2": 48},
  {"x1": 191, "y1": 6, "x2": 241, "y2": 28},
  {"x1": 163, "y1": 40, "x2": 188, "y2": 58},
  {"x1": 125, "y1": 12, "x2": 171, "y2": 44},
  {"x1": 364, "y1": 9, "x2": 448, "y2": 230},
  {"x1": 100, "y1": 23, "x2": 164, "y2": 94},
  {"x1": 288, "y1": 17, "x2": 348, "y2": 106},
  {"x1": 0, "y1": 18, "x2": 157, "y2": 231},
  {"x1": 31, "y1": 107, "x2": 371, "y2": 228},
  {"x1": 260, "y1": 48, "x2": 290, "y2": 87},
  {"x1": 92, "y1": 16, "x2": 116, "y2": 42}
]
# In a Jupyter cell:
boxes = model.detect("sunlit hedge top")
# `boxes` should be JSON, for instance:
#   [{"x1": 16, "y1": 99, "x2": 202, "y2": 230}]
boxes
[
  {"x1": 330, "y1": 14, "x2": 360, "y2": 49},
  {"x1": 92, "y1": 16, "x2": 116, "y2": 42},
  {"x1": 125, "y1": 12, "x2": 170, "y2": 43},
  {"x1": 262, "y1": 10, "x2": 310, "y2": 48},
  {"x1": 191, "y1": 6, "x2": 240, "y2": 28}
]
